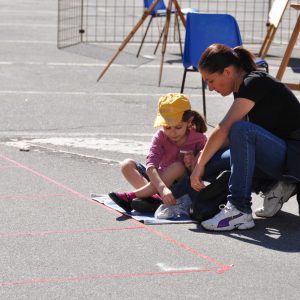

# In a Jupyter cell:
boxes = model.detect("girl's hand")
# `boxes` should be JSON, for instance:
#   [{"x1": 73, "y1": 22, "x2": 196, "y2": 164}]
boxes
[
  {"x1": 182, "y1": 151, "x2": 194, "y2": 171},
  {"x1": 190, "y1": 166, "x2": 206, "y2": 191},
  {"x1": 160, "y1": 186, "x2": 176, "y2": 205}
]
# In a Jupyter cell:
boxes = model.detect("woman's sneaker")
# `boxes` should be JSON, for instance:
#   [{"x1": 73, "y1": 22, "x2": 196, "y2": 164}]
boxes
[
  {"x1": 255, "y1": 181, "x2": 296, "y2": 217},
  {"x1": 201, "y1": 202, "x2": 255, "y2": 231}
]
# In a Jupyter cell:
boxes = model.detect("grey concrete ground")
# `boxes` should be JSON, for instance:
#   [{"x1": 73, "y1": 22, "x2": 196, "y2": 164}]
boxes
[{"x1": 1, "y1": 1, "x2": 300, "y2": 299}]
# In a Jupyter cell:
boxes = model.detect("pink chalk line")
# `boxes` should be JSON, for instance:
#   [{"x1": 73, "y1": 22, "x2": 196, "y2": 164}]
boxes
[
  {"x1": 0, "y1": 267, "x2": 232, "y2": 287},
  {"x1": 0, "y1": 165, "x2": 21, "y2": 170},
  {"x1": 0, "y1": 153, "x2": 233, "y2": 286},
  {"x1": 0, "y1": 226, "x2": 144, "y2": 238},
  {"x1": 0, "y1": 193, "x2": 68, "y2": 200}
]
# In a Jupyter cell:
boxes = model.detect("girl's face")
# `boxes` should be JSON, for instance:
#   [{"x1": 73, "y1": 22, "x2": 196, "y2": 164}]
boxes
[
  {"x1": 200, "y1": 67, "x2": 236, "y2": 96},
  {"x1": 163, "y1": 121, "x2": 190, "y2": 146}
]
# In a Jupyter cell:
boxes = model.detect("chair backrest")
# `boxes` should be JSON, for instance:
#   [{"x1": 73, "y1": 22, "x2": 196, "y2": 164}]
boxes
[
  {"x1": 144, "y1": 0, "x2": 166, "y2": 15},
  {"x1": 183, "y1": 13, "x2": 242, "y2": 69}
]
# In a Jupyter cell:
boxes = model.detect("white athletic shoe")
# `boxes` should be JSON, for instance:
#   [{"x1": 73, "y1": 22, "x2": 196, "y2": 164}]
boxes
[
  {"x1": 201, "y1": 202, "x2": 255, "y2": 231},
  {"x1": 154, "y1": 194, "x2": 192, "y2": 219},
  {"x1": 255, "y1": 181, "x2": 296, "y2": 217}
]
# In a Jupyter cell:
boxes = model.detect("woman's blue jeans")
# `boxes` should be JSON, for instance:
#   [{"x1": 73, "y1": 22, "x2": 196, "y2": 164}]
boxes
[
  {"x1": 228, "y1": 121, "x2": 286, "y2": 213},
  {"x1": 172, "y1": 121, "x2": 287, "y2": 214}
]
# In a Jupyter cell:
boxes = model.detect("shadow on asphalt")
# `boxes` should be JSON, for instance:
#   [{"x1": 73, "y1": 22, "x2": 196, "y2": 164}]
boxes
[
  {"x1": 288, "y1": 57, "x2": 300, "y2": 73},
  {"x1": 189, "y1": 211, "x2": 300, "y2": 253},
  {"x1": 61, "y1": 43, "x2": 153, "y2": 66}
]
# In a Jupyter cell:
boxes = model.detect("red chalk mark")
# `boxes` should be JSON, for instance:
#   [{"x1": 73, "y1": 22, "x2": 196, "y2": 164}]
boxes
[
  {"x1": 0, "y1": 153, "x2": 122, "y2": 216},
  {"x1": 0, "y1": 193, "x2": 68, "y2": 200},
  {"x1": 0, "y1": 154, "x2": 96, "y2": 202},
  {"x1": 0, "y1": 165, "x2": 21, "y2": 170},
  {"x1": 143, "y1": 225, "x2": 229, "y2": 269},
  {"x1": 0, "y1": 267, "x2": 232, "y2": 287},
  {"x1": 0, "y1": 226, "x2": 144, "y2": 238},
  {"x1": 0, "y1": 153, "x2": 233, "y2": 281}
]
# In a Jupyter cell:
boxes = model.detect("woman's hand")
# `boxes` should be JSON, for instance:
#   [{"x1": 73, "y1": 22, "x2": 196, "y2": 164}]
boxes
[
  {"x1": 160, "y1": 186, "x2": 176, "y2": 205},
  {"x1": 190, "y1": 165, "x2": 206, "y2": 191}
]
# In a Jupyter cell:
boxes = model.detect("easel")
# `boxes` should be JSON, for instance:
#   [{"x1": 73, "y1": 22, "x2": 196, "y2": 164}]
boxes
[
  {"x1": 276, "y1": 3, "x2": 300, "y2": 91},
  {"x1": 258, "y1": 0, "x2": 289, "y2": 59},
  {"x1": 96, "y1": 0, "x2": 186, "y2": 86}
]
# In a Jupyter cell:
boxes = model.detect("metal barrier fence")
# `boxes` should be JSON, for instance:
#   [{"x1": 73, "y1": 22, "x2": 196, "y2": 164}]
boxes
[{"x1": 57, "y1": 0, "x2": 299, "y2": 49}]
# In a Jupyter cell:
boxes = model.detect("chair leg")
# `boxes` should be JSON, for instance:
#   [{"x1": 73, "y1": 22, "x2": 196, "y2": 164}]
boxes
[
  {"x1": 137, "y1": 16, "x2": 153, "y2": 58},
  {"x1": 180, "y1": 69, "x2": 187, "y2": 93},
  {"x1": 202, "y1": 77, "x2": 207, "y2": 118},
  {"x1": 266, "y1": 63, "x2": 269, "y2": 73}
]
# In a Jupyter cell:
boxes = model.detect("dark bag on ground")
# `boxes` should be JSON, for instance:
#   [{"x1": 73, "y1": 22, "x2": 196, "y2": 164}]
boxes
[
  {"x1": 283, "y1": 128, "x2": 300, "y2": 215},
  {"x1": 189, "y1": 171, "x2": 230, "y2": 221}
]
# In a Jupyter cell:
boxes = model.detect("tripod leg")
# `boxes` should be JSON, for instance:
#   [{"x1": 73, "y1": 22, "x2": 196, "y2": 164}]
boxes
[
  {"x1": 154, "y1": 21, "x2": 165, "y2": 55},
  {"x1": 158, "y1": 0, "x2": 172, "y2": 86},
  {"x1": 173, "y1": 0, "x2": 186, "y2": 28},
  {"x1": 137, "y1": 16, "x2": 153, "y2": 58},
  {"x1": 97, "y1": 0, "x2": 161, "y2": 81}
]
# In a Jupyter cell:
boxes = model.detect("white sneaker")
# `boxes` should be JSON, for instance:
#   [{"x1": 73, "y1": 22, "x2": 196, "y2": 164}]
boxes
[
  {"x1": 154, "y1": 194, "x2": 192, "y2": 219},
  {"x1": 255, "y1": 181, "x2": 296, "y2": 217},
  {"x1": 201, "y1": 202, "x2": 255, "y2": 231}
]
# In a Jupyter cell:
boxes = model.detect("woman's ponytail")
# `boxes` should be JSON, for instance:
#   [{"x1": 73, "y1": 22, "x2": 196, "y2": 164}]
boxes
[
  {"x1": 233, "y1": 46, "x2": 257, "y2": 73},
  {"x1": 199, "y1": 43, "x2": 257, "y2": 74}
]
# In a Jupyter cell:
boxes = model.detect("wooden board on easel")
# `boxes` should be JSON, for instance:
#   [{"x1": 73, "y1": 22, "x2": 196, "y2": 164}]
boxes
[{"x1": 258, "y1": 0, "x2": 289, "y2": 59}]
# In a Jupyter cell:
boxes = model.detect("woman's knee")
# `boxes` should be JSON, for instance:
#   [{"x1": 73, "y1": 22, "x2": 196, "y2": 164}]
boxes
[{"x1": 229, "y1": 120, "x2": 251, "y2": 141}]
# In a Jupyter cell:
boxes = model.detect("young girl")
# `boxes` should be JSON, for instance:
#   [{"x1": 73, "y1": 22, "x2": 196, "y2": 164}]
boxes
[{"x1": 109, "y1": 93, "x2": 207, "y2": 212}]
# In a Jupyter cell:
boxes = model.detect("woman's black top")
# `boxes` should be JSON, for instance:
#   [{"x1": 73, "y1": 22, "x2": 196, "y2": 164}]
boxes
[{"x1": 234, "y1": 70, "x2": 300, "y2": 139}]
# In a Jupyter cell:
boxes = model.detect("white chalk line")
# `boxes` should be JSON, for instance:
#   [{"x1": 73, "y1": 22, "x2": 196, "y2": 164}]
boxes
[{"x1": 0, "y1": 60, "x2": 283, "y2": 70}]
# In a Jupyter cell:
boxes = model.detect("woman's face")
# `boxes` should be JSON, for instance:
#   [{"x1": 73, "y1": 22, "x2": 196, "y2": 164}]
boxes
[{"x1": 200, "y1": 67, "x2": 235, "y2": 96}]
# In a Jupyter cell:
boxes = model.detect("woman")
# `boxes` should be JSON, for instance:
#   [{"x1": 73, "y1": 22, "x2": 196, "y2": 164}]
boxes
[{"x1": 190, "y1": 43, "x2": 300, "y2": 231}]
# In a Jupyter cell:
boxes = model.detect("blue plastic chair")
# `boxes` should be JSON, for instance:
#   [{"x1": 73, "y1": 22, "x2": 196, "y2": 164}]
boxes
[
  {"x1": 180, "y1": 12, "x2": 268, "y2": 118},
  {"x1": 145, "y1": 0, "x2": 166, "y2": 14}
]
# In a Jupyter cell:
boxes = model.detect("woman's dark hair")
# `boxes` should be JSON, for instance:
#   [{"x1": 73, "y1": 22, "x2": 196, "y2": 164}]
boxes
[
  {"x1": 198, "y1": 43, "x2": 257, "y2": 74},
  {"x1": 182, "y1": 110, "x2": 207, "y2": 133}
]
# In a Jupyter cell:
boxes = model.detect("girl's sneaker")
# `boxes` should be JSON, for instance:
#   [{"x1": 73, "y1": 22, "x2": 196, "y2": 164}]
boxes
[
  {"x1": 131, "y1": 197, "x2": 162, "y2": 213},
  {"x1": 108, "y1": 192, "x2": 132, "y2": 212},
  {"x1": 201, "y1": 202, "x2": 255, "y2": 231},
  {"x1": 154, "y1": 194, "x2": 192, "y2": 219}
]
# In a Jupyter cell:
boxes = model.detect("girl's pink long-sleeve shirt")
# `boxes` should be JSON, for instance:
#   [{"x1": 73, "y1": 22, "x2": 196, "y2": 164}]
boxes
[{"x1": 146, "y1": 128, "x2": 207, "y2": 172}]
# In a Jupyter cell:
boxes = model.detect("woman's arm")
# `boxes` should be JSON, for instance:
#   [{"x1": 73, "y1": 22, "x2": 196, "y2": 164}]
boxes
[{"x1": 190, "y1": 98, "x2": 255, "y2": 191}]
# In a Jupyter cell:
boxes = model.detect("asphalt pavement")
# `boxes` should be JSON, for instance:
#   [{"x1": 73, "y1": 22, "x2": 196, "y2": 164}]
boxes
[{"x1": 0, "y1": 1, "x2": 300, "y2": 299}]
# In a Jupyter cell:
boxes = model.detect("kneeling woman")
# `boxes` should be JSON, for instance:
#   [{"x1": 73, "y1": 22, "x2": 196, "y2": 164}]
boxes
[{"x1": 190, "y1": 43, "x2": 300, "y2": 231}]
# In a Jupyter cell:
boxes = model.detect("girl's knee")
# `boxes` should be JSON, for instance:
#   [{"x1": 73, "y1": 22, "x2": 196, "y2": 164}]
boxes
[
  {"x1": 170, "y1": 161, "x2": 186, "y2": 175},
  {"x1": 162, "y1": 162, "x2": 186, "y2": 186},
  {"x1": 120, "y1": 159, "x2": 136, "y2": 173}
]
